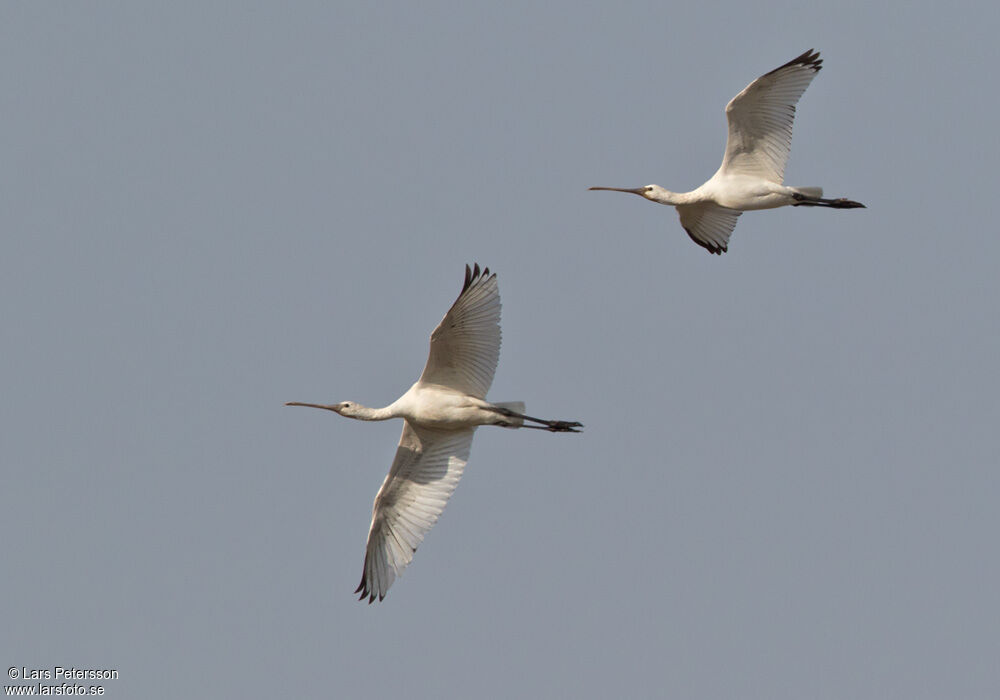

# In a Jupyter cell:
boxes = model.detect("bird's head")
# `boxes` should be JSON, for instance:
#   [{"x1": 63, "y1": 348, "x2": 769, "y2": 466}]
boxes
[
  {"x1": 285, "y1": 400, "x2": 359, "y2": 416},
  {"x1": 589, "y1": 185, "x2": 663, "y2": 202}
]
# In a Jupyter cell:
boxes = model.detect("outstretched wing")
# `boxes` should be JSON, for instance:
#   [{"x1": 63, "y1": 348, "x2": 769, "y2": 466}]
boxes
[
  {"x1": 719, "y1": 49, "x2": 822, "y2": 184},
  {"x1": 418, "y1": 263, "x2": 501, "y2": 399},
  {"x1": 356, "y1": 421, "x2": 475, "y2": 603},
  {"x1": 677, "y1": 202, "x2": 742, "y2": 255}
]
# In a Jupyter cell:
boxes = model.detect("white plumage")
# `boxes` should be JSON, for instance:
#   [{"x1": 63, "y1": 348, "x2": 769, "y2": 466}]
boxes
[
  {"x1": 361, "y1": 423, "x2": 473, "y2": 602},
  {"x1": 591, "y1": 49, "x2": 865, "y2": 254},
  {"x1": 287, "y1": 264, "x2": 581, "y2": 603}
]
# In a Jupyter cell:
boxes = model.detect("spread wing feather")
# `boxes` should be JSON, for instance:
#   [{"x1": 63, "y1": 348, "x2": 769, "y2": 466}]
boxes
[
  {"x1": 678, "y1": 203, "x2": 742, "y2": 255},
  {"x1": 418, "y1": 264, "x2": 501, "y2": 399},
  {"x1": 720, "y1": 49, "x2": 822, "y2": 183},
  {"x1": 356, "y1": 421, "x2": 475, "y2": 603}
]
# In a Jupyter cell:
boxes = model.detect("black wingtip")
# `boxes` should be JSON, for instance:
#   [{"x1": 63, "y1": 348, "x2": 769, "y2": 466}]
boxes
[
  {"x1": 356, "y1": 588, "x2": 377, "y2": 604},
  {"x1": 461, "y1": 262, "x2": 494, "y2": 293},
  {"x1": 683, "y1": 227, "x2": 727, "y2": 255},
  {"x1": 794, "y1": 48, "x2": 822, "y2": 72},
  {"x1": 355, "y1": 573, "x2": 376, "y2": 604},
  {"x1": 355, "y1": 565, "x2": 386, "y2": 604},
  {"x1": 463, "y1": 263, "x2": 480, "y2": 292},
  {"x1": 768, "y1": 48, "x2": 823, "y2": 76}
]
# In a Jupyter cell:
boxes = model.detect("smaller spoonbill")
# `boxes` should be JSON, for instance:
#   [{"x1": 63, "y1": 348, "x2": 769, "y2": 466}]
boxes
[
  {"x1": 590, "y1": 49, "x2": 865, "y2": 255},
  {"x1": 287, "y1": 264, "x2": 582, "y2": 603}
]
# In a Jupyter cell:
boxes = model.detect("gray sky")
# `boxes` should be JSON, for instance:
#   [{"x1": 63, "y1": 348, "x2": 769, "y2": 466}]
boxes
[{"x1": 3, "y1": 2, "x2": 998, "y2": 698}]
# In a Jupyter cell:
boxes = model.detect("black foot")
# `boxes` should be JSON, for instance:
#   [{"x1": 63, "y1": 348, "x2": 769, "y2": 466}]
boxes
[
  {"x1": 830, "y1": 198, "x2": 866, "y2": 209},
  {"x1": 545, "y1": 420, "x2": 583, "y2": 433}
]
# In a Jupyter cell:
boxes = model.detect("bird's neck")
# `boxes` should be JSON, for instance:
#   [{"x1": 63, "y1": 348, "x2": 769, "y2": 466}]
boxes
[
  {"x1": 650, "y1": 188, "x2": 690, "y2": 206},
  {"x1": 350, "y1": 404, "x2": 397, "y2": 421}
]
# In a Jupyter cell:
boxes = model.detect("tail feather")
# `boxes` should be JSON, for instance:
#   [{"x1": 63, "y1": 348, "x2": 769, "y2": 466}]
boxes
[{"x1": 793, "y1": 186, "x2": 823, "y2": 198}]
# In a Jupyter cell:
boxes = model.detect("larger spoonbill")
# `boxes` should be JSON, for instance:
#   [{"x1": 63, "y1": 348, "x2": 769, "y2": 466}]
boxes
[
  {"x1": 590, "y1": 49, "x2": 865, "y2": 254},
  {"x1": 287, "y1": 264, "x2": 582, "y2": 603}
]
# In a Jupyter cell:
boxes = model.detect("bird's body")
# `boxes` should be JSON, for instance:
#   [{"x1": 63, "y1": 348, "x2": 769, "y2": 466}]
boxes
[
  {"x1": 591, "y1": 49, "x2": 865, "y2": 254},
  {"x1": 391, "y1": 385, "x2": 495, "y2": 430},
  {"x1": 287, "y1": 264, "x2": 581, "y2": 603},
  {"x1": 331, "y1": 383, "x2": 519, "y2": 430}
]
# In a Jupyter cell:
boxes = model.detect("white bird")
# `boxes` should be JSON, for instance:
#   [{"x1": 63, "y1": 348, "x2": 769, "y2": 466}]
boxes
[
  {"x1": 287, "y1": 264, "x2": 582, "y2": 603},
  {"x1": 590, "y1": 49, "x2": 865, "y2": 255}
]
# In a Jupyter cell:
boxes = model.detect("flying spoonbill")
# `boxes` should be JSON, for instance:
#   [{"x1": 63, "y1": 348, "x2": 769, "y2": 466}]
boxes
[
  {"x1": 590, "y1": 49, "x2": 865, "y2": 254},
  {"x1": 286, "y1": 264, "x2": 582, "y2": 603}
]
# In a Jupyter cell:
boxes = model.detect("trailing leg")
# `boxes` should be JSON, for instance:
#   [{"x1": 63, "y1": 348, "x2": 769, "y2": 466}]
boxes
[
  {"x1": 792, "y1": 192, "x2": 866, "y2": 208},
  {"x1": 490, "y1": 404, "x2": 583, "y2": 432}
]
